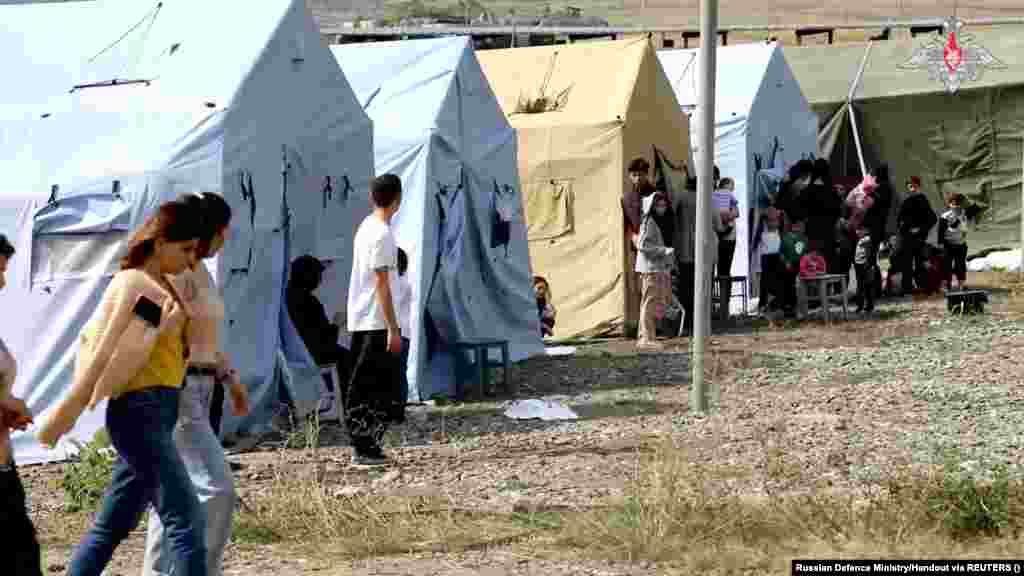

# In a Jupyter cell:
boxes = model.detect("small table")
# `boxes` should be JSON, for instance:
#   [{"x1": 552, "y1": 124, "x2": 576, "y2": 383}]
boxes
[
  {"x1": 796, "y1": 273, "x2": 848, "y2": 323},
  {"x1": 712, "y1": 275, "x2": 749, "y2": 321},
  {"x1": 945, "y1": 289, "x2": 988, "y2": 314},
  {"x1": 454, "y1": 338, "x2": 511, "y2": 399}
]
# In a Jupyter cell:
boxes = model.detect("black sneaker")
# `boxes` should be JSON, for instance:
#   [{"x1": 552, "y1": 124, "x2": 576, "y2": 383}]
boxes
[{"x1": 351, "y1": 451, "x2": 389, "y2": 467}]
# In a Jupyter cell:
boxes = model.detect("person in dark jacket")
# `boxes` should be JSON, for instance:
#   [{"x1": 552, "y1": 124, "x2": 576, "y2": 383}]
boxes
[
  {"x1": 623, "y1": 158, "x2": 658, "y2": 247},
  {"x1": 778, "y1": 159, "x2": 814, "y2": 224},
  {"x1": 804, "y1": 158, "x2": 841, "y2": 273},
  {"x1": 864, "y1": 163, "x2": 894, "y2": 244},
  {"x1": 286, "y1": 255, "x2": 351, "y2": 398},
  {"x1": 895, "y1": 176, "x2": 938, "y2": 292}
]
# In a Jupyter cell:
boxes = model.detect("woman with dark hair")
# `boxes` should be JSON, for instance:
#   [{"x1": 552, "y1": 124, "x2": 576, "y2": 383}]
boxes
[
  {"x1": 0, "y1": 234, "x2": 44, "y2": 576},
  {"x1": 142, "y1": 193, "x2": 249, "y2": 576},
  {"x1": 286, "y1": 253, "x2": 351, "y2": 418},
  {"x1": 49, "y1": 200, "x2": 206, "y2": 576}
]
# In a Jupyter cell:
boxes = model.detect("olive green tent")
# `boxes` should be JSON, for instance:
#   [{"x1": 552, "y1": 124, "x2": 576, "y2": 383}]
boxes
[{"x1": 787, "y1": 27, "x2": 1024, "y2": 252}]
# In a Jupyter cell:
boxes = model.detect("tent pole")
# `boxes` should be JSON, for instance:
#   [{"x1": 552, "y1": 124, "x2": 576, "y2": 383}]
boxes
[
  {"x1": 846, "y1": 41, "x2": 873, "y2": 178},
  {"x1": 847, "y1": 41, "x2": 873, "y2": 104},
  {"x1": 692, "y1": 0, "x2": 718, "y2": 413},
  {"x1": 847, "y1": 103, "x2": 868, "y2": 179}
]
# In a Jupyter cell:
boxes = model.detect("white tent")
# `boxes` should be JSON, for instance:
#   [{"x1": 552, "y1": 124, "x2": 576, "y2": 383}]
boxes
[
  {"x1": 0, "y1": 0, "x2": 373, "y2": 464},
  {"x1": 658, "y1": 42, "x2": 818, "y2": 298},
  {"x1": 331, "y1": 37, "x2": 543, "y2": 400}
]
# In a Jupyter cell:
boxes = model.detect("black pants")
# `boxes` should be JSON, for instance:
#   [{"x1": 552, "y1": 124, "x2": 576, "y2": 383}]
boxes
[
  {"x1": 209, "y1": 381, "x2": 224, "y2": 437},
  {"x1": 1, "y1": 464, "x2": 43, "y2": 576},
  {"x1": 759, "y1": 254, "x2": 782, "y2": 310},
  {"x1": 780, "y1": 268, "x2": 798, "y2": 313},
  {"x1": 674, "y1": 260, "x2": 696, "y2": 333},
  {"x1": 900, "y1": 234, "x2": 928, "y2": 291},
  {"x1": 320, "y1": 345, "x2": 352, "y2": 399},
  {"x1": 345, "y1": 330, "x2": 398, "y2": 457},
  {"x1": 945, "y1": 244, "x2": 968, "y2": 283},
  {"x1": 855, "y1": 263, "x2": 875, "y2": 311},
  {"x1": 716, "y1": 239, "x2": 735, "y2": 278}
]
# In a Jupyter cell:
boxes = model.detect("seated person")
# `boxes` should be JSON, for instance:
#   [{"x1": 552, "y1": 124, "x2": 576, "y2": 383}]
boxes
[
  {"x1": 286, "y1": 255, "x2": 351, "y2": 396},
  {"x1": 533, "y1": 276, "x2": 556, "y2": 337},
  {"x1": 799, "y1": 241, "x2": 827, "y2": 279}
]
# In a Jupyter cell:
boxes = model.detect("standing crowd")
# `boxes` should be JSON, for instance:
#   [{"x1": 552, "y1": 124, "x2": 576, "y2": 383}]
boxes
[
  {"x1": 0, "y1": 174, "x2": 410, "y2": 575},
  {"x1": 528, "y1": 154, "x2": 982, "y2": 343}
]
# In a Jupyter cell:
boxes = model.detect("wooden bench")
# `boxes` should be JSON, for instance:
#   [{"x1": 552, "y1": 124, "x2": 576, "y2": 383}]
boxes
[
  {"x1": 454, "y1": 338, "x2": 512, "y2": 400},
  {"x1": 946, "y1": 289, "x2": 988, "y2": 314},
  {"x1": 796, "y1": 273, "x2": 848, "y2": 323}
]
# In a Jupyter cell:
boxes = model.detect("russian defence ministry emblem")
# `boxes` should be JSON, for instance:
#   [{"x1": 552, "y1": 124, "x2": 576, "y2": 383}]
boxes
[{"x1": 899, "y1": 16, "x2": 1006, "y2": 94}]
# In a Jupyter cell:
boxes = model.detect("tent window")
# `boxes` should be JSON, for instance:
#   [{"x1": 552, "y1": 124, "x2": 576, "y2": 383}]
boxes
[
  {"x1": 31, "y1": 231, "x2": 127, "y2": 284},
  {"x1": 525, "y1": 178, "x2": 574, "y2": 241}
]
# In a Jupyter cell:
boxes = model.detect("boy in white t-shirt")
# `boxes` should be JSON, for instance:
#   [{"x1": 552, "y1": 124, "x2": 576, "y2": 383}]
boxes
[{"x1": 346, "y1": 174, "x2": 403, "y2": 466}]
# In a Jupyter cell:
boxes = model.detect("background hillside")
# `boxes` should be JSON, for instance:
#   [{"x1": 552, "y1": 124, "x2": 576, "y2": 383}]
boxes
[{"x1": 309, "y1": 0, "x2": 1024, "y2": 29}]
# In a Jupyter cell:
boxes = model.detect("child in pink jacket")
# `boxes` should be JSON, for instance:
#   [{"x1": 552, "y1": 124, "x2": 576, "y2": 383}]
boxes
[{"x1": 845, "y1": 174, "x2": 877, "y2": 236}]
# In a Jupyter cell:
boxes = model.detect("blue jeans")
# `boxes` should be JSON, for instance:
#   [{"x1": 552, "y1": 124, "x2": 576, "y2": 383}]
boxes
[
  {"x1": 68, "y1": 387, "x2": 206, "y2": 576},
  {"x1": 142, "y1": 374, "x2": 235, "y2": 576}
]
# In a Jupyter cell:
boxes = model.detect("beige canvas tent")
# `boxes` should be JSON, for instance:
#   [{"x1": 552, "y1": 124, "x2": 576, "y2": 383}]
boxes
[
  {"x1": 787, "y1": 27, "x2": 1024, "y2": 252},
  {"x1": 478, "y1": 38, "x2": 691, "y2": 338}
]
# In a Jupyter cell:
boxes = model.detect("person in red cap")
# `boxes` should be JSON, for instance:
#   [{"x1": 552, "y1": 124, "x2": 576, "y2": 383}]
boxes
[{"x1": 896, "y1": 175, "x2": 937, "y2": 293}]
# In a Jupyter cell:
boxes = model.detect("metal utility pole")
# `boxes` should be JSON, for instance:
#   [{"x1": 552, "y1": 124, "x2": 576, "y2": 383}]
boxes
[
  {"x1": 1020, "y1": 138, "x2": 1023, "y2": 275},
  {"x1": 691, "y1": 0, "x2": 717, "y2": 414}
]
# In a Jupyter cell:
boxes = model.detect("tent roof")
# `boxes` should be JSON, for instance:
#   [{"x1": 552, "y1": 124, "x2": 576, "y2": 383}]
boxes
[
  {"x1": 0, "y1": 0, "x2": 309, "y2": 200},
  {"x1": 477, "y1": 38, "x2": 652, "y2": 127},
  {"x1": 786, "y1": 26, "x2": 1024, "y2": 105},
  {"x1": 658, "y1": 42, "x2": 778, "y2": 120},
  {"x1": 331, "y1": 36, "x2": 479, "y2": 137}
]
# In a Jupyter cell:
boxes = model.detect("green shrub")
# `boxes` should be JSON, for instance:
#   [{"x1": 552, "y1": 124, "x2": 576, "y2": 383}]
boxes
[
  {"x1": 928, "y1": 452, "x2": 1011, "y2": 539},
  {"x1": 60, "y1": 431, "x2": 115, "y2": 512}
]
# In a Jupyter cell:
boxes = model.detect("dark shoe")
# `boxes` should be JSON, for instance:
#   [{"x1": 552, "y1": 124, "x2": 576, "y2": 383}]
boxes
[{"x1": 351, "y1": 452, "x2": 390, "y2": 467}]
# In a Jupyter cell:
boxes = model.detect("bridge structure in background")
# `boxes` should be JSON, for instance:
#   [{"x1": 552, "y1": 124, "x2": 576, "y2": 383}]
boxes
[{"x1": 322, "y1": 16, "x2": 1024, "y2": 49}]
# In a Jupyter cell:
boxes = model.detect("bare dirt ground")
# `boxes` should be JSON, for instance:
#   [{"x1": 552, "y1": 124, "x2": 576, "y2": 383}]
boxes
[{"x1": 22, "y1": 271, "x2": 1024, "y2": 575}]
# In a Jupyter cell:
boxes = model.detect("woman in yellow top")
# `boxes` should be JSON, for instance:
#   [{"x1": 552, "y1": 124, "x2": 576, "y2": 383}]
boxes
[
  {"x1": 67, "y1": 200, "x2": 207, "y2": 576},
  {"x1": 143, "y1": 192, "x2": 249, "y2": 576}
]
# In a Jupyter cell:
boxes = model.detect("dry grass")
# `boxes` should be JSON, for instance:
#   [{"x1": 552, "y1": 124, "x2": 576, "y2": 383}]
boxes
[
  {"x1": 233, "y1": 462, "x2": 531, "y2": 557},
  {"x1": 229, "y1": 424, "x2": 1024, "y2": 569},
  {"x1": 549, "y1": 441, "x2": 1024, "y2": 571}
]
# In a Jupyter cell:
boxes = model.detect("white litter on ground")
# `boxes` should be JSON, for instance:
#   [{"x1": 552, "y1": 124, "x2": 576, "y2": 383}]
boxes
[
  {"x1": 544, "y1": 346, "x2": 577, "y2": 356},
  {"x1": 967, "y1": 249, "x2": 1021, "y2": 273},
  {"x1": 503, "y1": 399, "x2": 579, "y2": 421}
]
